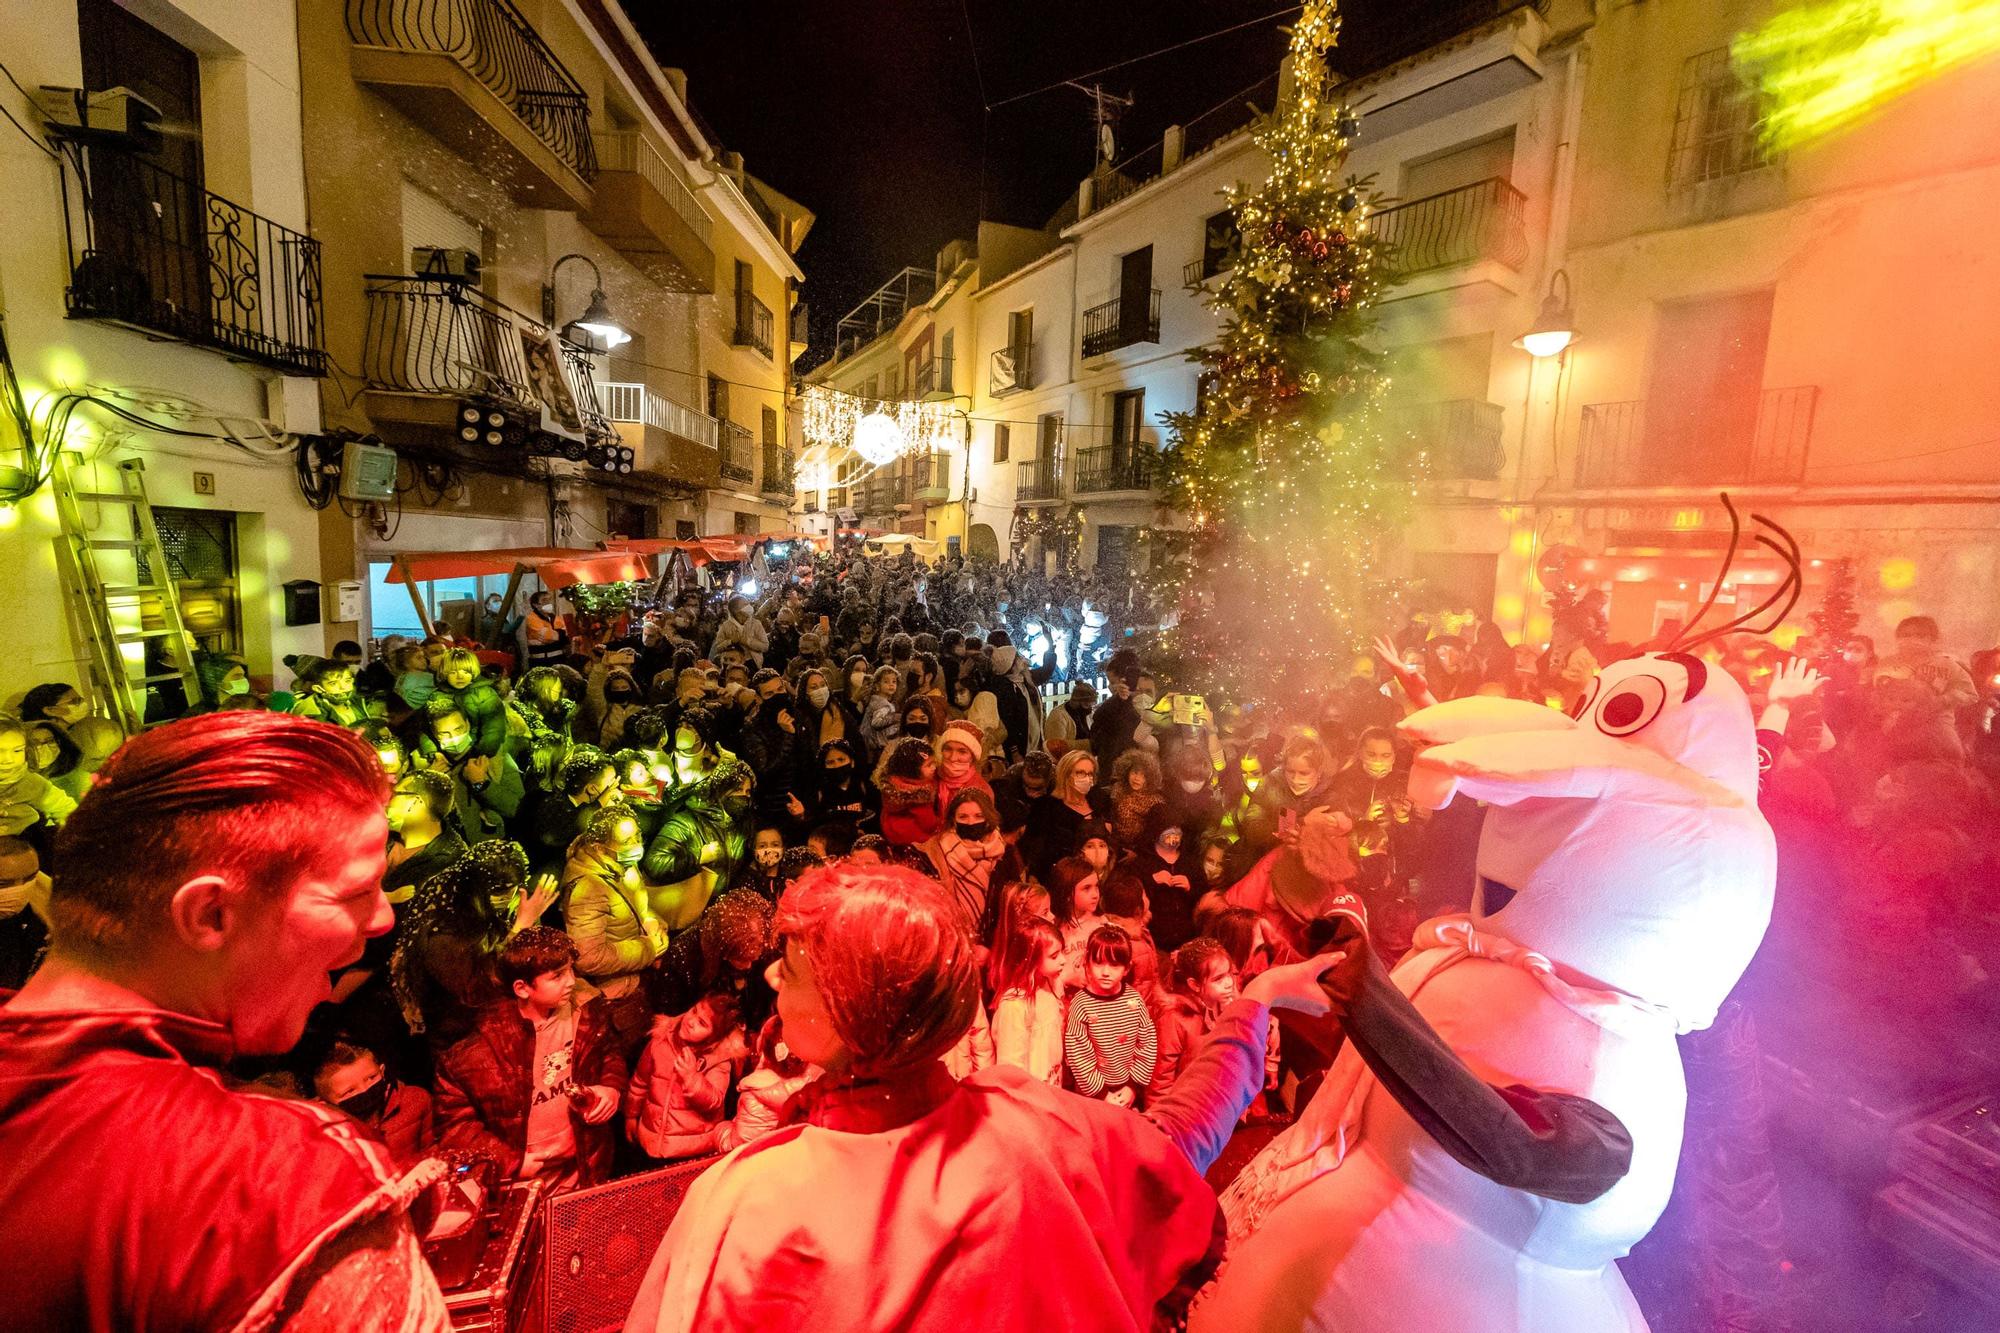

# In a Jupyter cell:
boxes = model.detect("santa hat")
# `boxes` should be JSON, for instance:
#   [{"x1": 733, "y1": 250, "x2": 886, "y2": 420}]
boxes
[{"x1": 937, "y1": 719, "x2": 984, "y2": 754}]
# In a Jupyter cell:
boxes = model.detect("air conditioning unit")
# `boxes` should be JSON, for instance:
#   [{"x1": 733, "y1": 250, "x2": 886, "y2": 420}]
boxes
[
  {"x1": 34, "y1": 85, "x2": 162, "y2": 151},
  {"x1": 412, "y1": 247, "x2": 481, "y2": 284}
]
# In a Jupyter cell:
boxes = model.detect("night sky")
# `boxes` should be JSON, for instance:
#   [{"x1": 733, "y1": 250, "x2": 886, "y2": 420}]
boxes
[{"x1": 637, "y1": 2, "x2": 1298, "y2": 360}]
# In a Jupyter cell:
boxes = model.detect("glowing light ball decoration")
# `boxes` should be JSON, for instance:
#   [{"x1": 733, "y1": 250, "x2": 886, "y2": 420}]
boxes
[{"x1": 852, "y1": 411, "x2": 906, "y2": 467}]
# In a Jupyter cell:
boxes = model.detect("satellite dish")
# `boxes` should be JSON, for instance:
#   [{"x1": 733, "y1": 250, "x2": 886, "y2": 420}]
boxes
[{"x1": 1098, "y1": 122, "x2": 1116, "y2": 162}]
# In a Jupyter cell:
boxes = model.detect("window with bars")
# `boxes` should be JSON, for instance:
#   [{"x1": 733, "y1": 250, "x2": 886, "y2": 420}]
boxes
[
  {"x1": 145, "y1": 507, "x2": 241, "y2": 653},
  {"x1": 1667, "y1": 48, "x2": 1772, "y2": 190}
]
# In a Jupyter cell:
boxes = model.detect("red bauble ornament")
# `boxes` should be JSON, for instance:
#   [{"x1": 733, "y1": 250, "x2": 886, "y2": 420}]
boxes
[
  {"x1": 1312, "y1": 242, "x2": 1329, "y2": 261},
  {"x1": 1298, "y1": 227, "x2": 1316, "y2": 247},
  {"x1": 1331, "y1": 230, "x2": 1349, "y2": 247}
]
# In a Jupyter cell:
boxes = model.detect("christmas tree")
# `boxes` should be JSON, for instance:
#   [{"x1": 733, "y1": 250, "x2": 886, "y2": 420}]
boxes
[
  {"x1": 1806, "y1": 556, "x2": 1858, "y2": 666},
  {"x1": 1151, "y1": 0, "x2": 1415, "y2": 708}
]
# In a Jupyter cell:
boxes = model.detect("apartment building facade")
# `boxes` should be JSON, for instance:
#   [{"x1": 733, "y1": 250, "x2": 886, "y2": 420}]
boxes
[
  {"x1": 300, "y1": 0, "x2": 809, "y2": 642},
  {"x1": 810, "y1": 0, "x2": 2000, "y2": 654},
  {"x1": 0, "y1": 0, "x2": 331, "y2": 698}
]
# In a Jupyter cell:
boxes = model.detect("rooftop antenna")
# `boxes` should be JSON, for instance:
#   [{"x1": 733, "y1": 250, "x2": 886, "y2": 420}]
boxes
[{"x1": 1066, "y1": 81, "x2": 1135, "y2": 165}]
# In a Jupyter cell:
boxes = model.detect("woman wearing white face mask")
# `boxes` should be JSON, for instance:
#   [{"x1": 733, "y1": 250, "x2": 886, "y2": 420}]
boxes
[{"x1": 1026, "y1": 749, "x2": 1112, "y2": 884}]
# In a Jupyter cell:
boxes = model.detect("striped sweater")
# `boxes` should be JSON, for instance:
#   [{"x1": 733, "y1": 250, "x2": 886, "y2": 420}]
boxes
[{"x1": 1064, "y1": 985, "x2": 1158, "y2": 1098}]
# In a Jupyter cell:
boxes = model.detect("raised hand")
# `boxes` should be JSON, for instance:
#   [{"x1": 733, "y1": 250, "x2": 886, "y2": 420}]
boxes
[{"x1": 1767, "y1": 657, "x2": 1826, "y2": 705}]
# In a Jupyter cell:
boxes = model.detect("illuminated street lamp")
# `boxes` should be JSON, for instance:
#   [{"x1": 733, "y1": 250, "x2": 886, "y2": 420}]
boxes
[
  {"x1": 1515, "y1": 269, "x2": 1576, "y2": 358},
  {"x1": 543, "y1": 253, "x2": 631, "y2": 349}
]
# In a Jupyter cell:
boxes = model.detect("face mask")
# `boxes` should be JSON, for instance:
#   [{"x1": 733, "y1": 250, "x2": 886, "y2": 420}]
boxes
[
  {"x1": 904, "y1": 720, "x2": 931, "y2": 737},
  {"x1": 335, "y1": 1077, "x2": 392, "y2": 1123},
  {"x1": 1287, "y1": 773, "x2": 1316, "y2": 796},
  {"x1": 615, "y1": 845, "x2": 644, "y2": 866},
  {"x1": 825, "y1": 762, "x2": 851, "y2": 778},
  {"x1": 953, "y1": 820, "x2": 992, "y2": 842},
  {"x1": 439, "y1": 733, "x2": 471, "y2": 756},
  {"x1": 1362, "y1": 758, "x2": 1394, "y2": 779},
  {"x1": 808, "y1": 686, "x2": 831, "y2": 708},
  {"x1": 1072, "y1": 774, "x2": 1093, "y2": 796},
  {"x1": 222, "y1": 677, "x2": 250, "y2": 697},
  {"x1": 1179, "y1": 777, "x2": 1207, "y2": 794},
  {"x1": 1135, "y1": 692, "x2": 1156, "y2": 711},
  {"x1": 723, "y1": 794, "x2": 755, "y2": 820},
  {"x1": 384, "y1": 805, "x2": 407, "y2": 832}
]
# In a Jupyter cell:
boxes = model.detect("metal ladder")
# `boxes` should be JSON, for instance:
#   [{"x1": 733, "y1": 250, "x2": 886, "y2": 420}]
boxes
[{"x1": 50, "y1": 453, "x2": 203, "y2": 733}]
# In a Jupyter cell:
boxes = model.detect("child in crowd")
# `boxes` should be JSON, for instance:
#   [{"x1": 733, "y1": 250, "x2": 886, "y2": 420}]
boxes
[
  {"x1": 720, "y1": 1016, "x2": 816, "y2": 1151},
  {"x1": 434, "y1": 927, "x2": 628, "y2": 1193},
  {"x1": 1147, "y1": 938, "x2": 1237, "y2": 1104},
  {"x1": 625, "y1": 992, "x2": 746, "y2": 1162},
  {"x1": 989, "y1": 915, "x2": 1065, "y2": 1084},
  {"x1": 1062, "y1": 924, "x2": 1157, "y2": 1107},
  {"x1": 1048, "y1": 856, "x2": 1104, "y2": 994},
  {"x1": 312, "y1": 1039, "x2": 433, "y2": 1167},
  {"x1": 744, "y1": 826, "x2": 785, "y2": 899}
]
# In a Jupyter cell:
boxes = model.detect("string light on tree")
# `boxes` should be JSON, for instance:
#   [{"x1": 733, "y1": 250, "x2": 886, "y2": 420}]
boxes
[{"x1": 1148, "y1": 0, "x2": 1418, "y2": 708}]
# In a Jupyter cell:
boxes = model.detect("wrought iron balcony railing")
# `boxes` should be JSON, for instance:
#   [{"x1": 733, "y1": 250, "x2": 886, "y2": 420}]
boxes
[
  {"x1": 733, "y1": 290, "x2": 774, "y2": 357},
  {"x1": 1372, "y1": 177, "x2": 1529, "y2": 277},
  {"x1": 345, "y1": 0, "x2": 597, "y2": 182},
  {"x1": 59, "y1": 139, "x2": 325, "y2": 375},
  {"x1": 719, "y1": 421, "x2": 754, "y2": 481},
  {"x1": 990, "y1": 345, "x2": 1033, "y2": 396},
  {"x1": 912, "y1": 356, "x2": 954, "y2": 398},
  {"x1": 761, "y1": 446, "x2": 795, "y2": 494},
  {"x1": 1072, "y1": 446, "x2": 1157, "y2": 494},
  {"x1": 1081, "y1": 290, "x2": 1161, "y2": 358},
  {"x1": 1386, "y1": 399, "x2": 1507, "y2": 481},
  {"x1": 362, "y1": 275, "x2": 613, "y2": 440},
  {"x1": 1016, "y1": 459, "x2": 1063, "y2": 501},
  {"x1": 1575, "y1": 386, "x2": 1818, "y2": 488}
]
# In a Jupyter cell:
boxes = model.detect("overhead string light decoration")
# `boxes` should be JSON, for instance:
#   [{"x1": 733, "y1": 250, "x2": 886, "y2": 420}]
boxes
[{"x1": 799, "y1": 382, "x2": 960, "y2": 465}]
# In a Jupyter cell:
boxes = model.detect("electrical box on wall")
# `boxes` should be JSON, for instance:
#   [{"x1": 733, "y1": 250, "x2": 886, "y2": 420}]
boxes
[
  {"x1": 326, "y1": 579, "x2": 364, "y2": 624},
  {"x1": 339, "y1": 440, "x2": 398, "y2": 501},
  {"x1": 282, "y1": 579, "x2": 322, "y2": 627}
]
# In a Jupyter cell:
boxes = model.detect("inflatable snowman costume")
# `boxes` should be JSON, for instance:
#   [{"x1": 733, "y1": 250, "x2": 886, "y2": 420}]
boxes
[{"x1": 1197, "y1": 651, "x2": 1776, "y2": 1332}]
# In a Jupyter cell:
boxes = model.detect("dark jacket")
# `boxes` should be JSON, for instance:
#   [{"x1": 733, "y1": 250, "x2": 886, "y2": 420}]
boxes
[{"x1": 434, "y1": 996, "x2": 630, "y2": 1187}]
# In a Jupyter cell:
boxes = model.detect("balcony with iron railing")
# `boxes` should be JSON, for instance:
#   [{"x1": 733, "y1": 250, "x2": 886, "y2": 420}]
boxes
[
  {"x1": 1016, "y1": 459, "x2": 1064, "y2": 502},
  {"x1": 789, "y1": 301, "x2": 810, "y2": 359},
  {"x1": 719, "y1": 421, "x2": 754, "y2": 482},
  {"x1": 1081, "y1": 290, "x2": 1162, "y2": 359},
  {"x1": 360, "y1": 274, "x2": 615, "y2": 443},
  {"x1": 584, "y1": 130, "x2": 714, "y2": 293},
  {"x1": 58, "y1": 139, "x2": 326, "y2": 376},
  {"x1": 599, "y1": 380, "x2": 721, "y2": 486},
  {"x1": 345, "y1": 0, "x2": 597, "y2": 209},
  {"x1": 1072, "y1": 446, "x2": 1157, "y2": 495},
  {"x1": 733, "y1": 290, "x2": 774, "y2": 358},
  {"x1": 1574, "y1": 387, "x2": 1818, "y2": 489},
  {"x1": 860, "y1": 476, "x2": 901, "y2": 513},
  {"x1": 990, "y1": 344, "x2": 1033, "y2": 396},
  {"x1": 761, "y1": 445, "x2": 795, "y2": 496},
  {"x1": 913, "y1": 452, "x2": 949, "y2": 501},
  {"x1": 912, "y1": 356, "x2": 954, "y2": 399},
  {"x1": 1386, "y1": 399, "x2": 1507, "y2": 481},
  {"x1": 1372, "y1": 177, "x2": 1529, "y2": 283}
]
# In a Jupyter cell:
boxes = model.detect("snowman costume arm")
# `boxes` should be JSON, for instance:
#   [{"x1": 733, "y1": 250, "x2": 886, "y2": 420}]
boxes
[{"x1": 1318, "y1": 916, "x2": 1635, "y2": 1204}]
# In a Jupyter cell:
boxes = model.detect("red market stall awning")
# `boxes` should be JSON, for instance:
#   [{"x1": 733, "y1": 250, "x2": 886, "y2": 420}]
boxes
[
  {"x1": 384, "y1": 547, "x2": 652, "y2": 641},
  {"x1": 601, "y1": 537, "x2": 748, "y2": 567},
  {"x1": 386, "y1": 547, "x2": 651, "y2": 589}
]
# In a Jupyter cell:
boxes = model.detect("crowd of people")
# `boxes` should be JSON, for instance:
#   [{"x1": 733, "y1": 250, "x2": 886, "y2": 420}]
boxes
[{"x1": 3, "y1": 544, "x2": 1998, "y2": 1324}]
